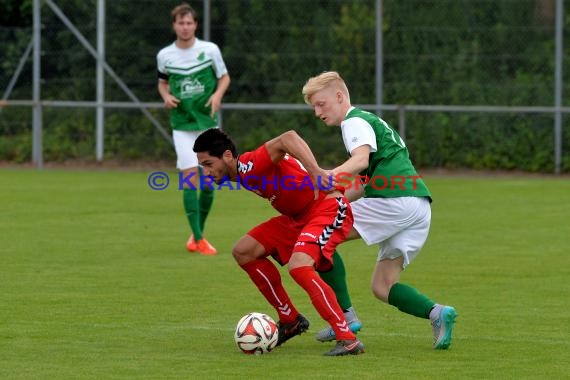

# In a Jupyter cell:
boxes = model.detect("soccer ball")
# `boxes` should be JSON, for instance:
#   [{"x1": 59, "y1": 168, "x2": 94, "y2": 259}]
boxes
[{"x1": 234, "y1": 312, "x2": 278, "y2": 355}]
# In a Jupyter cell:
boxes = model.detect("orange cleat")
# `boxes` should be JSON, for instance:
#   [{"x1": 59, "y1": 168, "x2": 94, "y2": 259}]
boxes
[
  {"x1": 186, "y1": 235, "x2": 198, "y2": 252},
  {"x1": 196, "y1": 238, "x2": 217, "y2": 255}
]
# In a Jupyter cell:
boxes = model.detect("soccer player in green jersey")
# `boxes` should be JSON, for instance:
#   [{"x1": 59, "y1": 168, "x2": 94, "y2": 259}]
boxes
[
  {"x1": 302, "y1": 71, "x2": 457, "y2": 349},
  {"x1": 157, "y1": 3, "x2": 230, "y2": 255}
]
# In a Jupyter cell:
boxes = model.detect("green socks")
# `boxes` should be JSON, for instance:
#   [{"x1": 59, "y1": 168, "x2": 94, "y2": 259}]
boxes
[
  {"x1": 318, "y1": 250, "x2": 353, "y2": 311},
  {"x1": 388, "y1": 282, "x2": 435, "y2": 319},
  {"x1": 183, "y1": 187, "x2": 215, "y2": 241},
  {"x1": 319, "y1": 255, "x2": 436, "y2": 319},
  {"x1": 198, "y1": 188, "x2": 215, "y2": 231},
  {"x1": 183, "y1": 188, "x2": 202, "y2": 241}
]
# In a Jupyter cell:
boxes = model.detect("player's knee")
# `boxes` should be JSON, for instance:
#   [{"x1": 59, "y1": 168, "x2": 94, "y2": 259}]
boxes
[
  {"x1": 232, "y1": 237, "x2": 262, "y2": 265},
  {"x1": 288, "y1": 252, "x2": 314, "y2": 271},
  {"x1": 232, "y1": 244, "x2": 250, "y2": 265}
]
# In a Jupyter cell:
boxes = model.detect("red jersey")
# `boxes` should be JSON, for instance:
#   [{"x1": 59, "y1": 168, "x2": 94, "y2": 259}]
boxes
[{"x1": 237, "y1": 144, "x2": 324, "y2": 216}]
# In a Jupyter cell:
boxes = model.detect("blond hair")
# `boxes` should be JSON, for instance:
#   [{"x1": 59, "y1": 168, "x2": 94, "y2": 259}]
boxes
[{"x1": 302, "y1": 71, "x2": 350, "y2": 104}]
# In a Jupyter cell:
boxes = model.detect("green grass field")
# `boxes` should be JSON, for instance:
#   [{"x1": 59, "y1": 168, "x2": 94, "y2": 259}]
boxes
[{"x1": 1, "y1": 168, "x2": 569, "y2": 379}]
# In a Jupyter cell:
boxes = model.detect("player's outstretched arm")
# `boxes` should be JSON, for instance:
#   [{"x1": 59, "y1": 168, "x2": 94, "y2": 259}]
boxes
[{"x1": 332, "y1": 145, "x2": 370, "y2": 176}]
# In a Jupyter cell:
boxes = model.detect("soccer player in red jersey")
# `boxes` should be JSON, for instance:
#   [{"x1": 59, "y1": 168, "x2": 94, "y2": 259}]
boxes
[{"x1": 193, "y1": 128, "x2": 364, "y2": 356}]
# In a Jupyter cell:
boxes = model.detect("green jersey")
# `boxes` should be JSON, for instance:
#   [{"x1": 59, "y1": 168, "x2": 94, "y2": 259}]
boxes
[
  {"x1": 157, "y1": 39, "x2": 228, "y2": 131},
  {"x1": 341, "y1": 107, "x2": 432, "y2": 200}
]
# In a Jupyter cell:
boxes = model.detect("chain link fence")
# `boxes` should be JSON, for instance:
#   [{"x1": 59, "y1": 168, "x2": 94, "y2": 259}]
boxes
[{"x1": 1, "y1": 0, "x2": 568, "y2": 172}]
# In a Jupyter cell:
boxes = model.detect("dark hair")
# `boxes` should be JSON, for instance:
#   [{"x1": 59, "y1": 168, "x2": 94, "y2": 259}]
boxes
[
  {"x1": 171, "y1": 3, "x2": 198, "y2": 23},
  {"x1": 193, "y1": 128, "x2": 238, "y2": 158}
]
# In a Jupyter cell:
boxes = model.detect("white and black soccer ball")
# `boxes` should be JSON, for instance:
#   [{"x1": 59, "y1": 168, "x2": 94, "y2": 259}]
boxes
[{"x1": 234, "y1": 312, "x2": 278, "y2": 355}]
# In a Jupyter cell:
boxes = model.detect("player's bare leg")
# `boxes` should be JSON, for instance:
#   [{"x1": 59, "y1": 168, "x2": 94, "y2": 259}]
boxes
[{"x1": 373, "y1": 257, "x2": 457, "y2": 349}]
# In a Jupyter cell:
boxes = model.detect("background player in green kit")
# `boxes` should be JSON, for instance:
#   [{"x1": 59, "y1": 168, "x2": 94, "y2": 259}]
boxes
[
  {"x1": 157, "y1": 3, "x2": 230, "y2": 255},
  {"x1": 302, "y1": 71, "x2": 457, "y2": 349}
]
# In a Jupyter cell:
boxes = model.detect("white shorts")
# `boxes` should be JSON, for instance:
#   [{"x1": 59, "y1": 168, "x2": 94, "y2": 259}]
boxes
[
  {"x1": 173, "y1": 129, "x2": 217, "y2": 170},
  {"x1": 351, "y1": 196, "x2": 431, "y2": 268}
]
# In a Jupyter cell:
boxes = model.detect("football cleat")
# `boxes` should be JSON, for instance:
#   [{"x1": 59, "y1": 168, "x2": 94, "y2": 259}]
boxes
[
  {"x1": 196, "y1": 238, "x2": 217, "y2": 256},
  {"x1": 323, "y1": 339, "x2": 365, "y2": 356},
  {"x1": 431, "y1": 305, "x2": 457, "y2": 349},
  {"x1": 315, "y1": 307, "x2": 362, "y2": 342},
  {"x1": 186, "y1": 235, "x2": 198, "y2": 252},
  {"x1": 276, "y1": 314, "x2": 310, "y2": 347}
]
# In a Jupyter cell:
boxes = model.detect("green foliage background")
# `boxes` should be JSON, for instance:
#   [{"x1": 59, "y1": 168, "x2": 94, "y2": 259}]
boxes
[{"x1": 1, "y1": 0, "x2": 569, "y2": 172}]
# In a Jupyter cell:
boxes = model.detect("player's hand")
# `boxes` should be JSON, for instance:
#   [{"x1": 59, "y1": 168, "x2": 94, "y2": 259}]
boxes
[
  {"x1": 163, "y1": 95, "x2": 180, "y2": 109},
  {"x1": 206, "y1": 94, "x2": 222, "y2": 117},
  {"x1": 319, "y1": 169, "x2": 340, "y2": 189},
  {"x1": 310, "y1": 167, "x2": 334, "y2": 199}
]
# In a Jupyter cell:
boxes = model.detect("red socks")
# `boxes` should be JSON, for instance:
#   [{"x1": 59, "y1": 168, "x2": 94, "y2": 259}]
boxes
[
  {"x1": 240, "y1": 259, "x2": 299, "y2": 324},
  {"x1": 289, "y1": 266, "x2": 356, "y2": 341},
  {"x1": 240, "y1": 260, "x2": 357, "y2": 341}
]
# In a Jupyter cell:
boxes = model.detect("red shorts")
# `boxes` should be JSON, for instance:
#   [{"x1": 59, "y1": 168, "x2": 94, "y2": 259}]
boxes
[{"x1": 248, "y1": 196, "x2": 353, "y2": 272}]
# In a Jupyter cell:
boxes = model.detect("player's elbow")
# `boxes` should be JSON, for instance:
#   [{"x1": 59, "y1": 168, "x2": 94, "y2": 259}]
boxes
[
  {"x1": 281, "y1": 130, "x2": 300, "y2": 141},
  {"x1": 275, "y1": 130, "x2": 301, "y2": 151},
  {"x1": 219, "y1": 74, "x2": 231, "y2": 88},
  {"x1": 157, "y1": 80, "x2": 168, "y2": 95}
]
